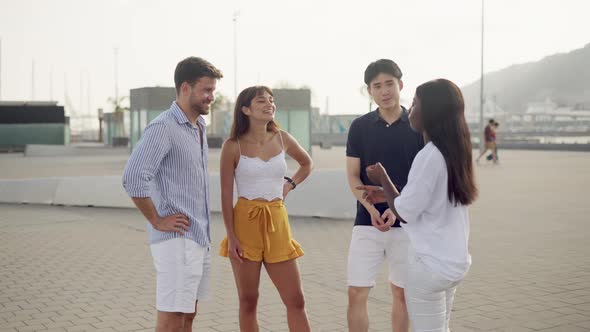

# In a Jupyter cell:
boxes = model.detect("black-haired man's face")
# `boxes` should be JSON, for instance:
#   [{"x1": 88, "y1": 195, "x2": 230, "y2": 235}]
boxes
[{"x1": 367, "y1": 73, "x2": 402, "y2": 110}]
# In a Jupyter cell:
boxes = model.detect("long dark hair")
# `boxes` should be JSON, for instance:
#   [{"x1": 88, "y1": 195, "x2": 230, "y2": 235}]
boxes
[
  {"x1": 416, "y1": 79, "x2": 478, "y2": 205},
  {"x1": 230, "y1": 86, "x2": 280, "y2": 140}
]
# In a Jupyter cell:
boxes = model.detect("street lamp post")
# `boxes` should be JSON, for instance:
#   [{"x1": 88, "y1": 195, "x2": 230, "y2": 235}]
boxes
[
  {"x1": 114, "y1": 48, "x2": 119, "y2": 107},
  {"x1": 233, "y1": 10, "x2": 240, "y2": 101},
  {"x1": 0, "y1": 37, "x2": 2, "y2": 101},
  {"x1": 479, "y1": 0, "x2": 485, "y2": 151},
  {"x1": 32, "y1": 59, "x2": 35, "y2": 100}
]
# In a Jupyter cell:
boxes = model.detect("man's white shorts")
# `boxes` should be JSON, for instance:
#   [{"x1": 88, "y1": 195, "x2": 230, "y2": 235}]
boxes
[
  {"x1": 347, "y1": 225, "x2": 409, "y2": 288},
  {"x1": 150, "y1": 237, "x2": 211, "y2": 313}
]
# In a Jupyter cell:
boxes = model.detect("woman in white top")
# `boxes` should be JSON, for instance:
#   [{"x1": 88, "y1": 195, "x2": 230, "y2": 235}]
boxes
[
  {"x1": 219, "y1": 86, "x2": 313, "y2": 331},
  {"x1": 358, "y1": 79, "x2": 478, "y2": 332}
]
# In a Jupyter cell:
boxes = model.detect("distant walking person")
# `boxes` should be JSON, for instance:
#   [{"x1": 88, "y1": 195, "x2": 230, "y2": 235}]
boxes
[
  {"x1": 358, "y1": 79, "x2": 477, "y2": 332},
  {"x1": 219, "y1": 86, "x2": 313, "y2": 331},
  {"x1": 486, "y1": 122, "x2": 499, "y2": 162},
  {"x1": 476, "y1": 119, "x2": 497, "y2": 163},
  {"x1": 122, "y1": 57, "x2": 223, "y2": 332}
]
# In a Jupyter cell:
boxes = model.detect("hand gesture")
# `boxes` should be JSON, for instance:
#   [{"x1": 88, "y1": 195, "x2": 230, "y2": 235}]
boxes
[
  {"x1": 369, "y1": 208, "x2": 390, "y2": 232},
  {"x1": 282, "y1": 182, "x2": 293, "y2": 200},
  {"x1": 228, "y1": 235, "x2": 244, "y2": 263},
  {"x1": 153, "y1": 214, "x2": 190, "y2": 235},
  {"x1": 366, "y1": 162, "x2": 389, "y2": 185},
  {"x1": 381, "y1": 208, "x2": 396, "y2": 228},
  {"x1": 356, "y1": 185, "x2": 387, "y2": 204}
]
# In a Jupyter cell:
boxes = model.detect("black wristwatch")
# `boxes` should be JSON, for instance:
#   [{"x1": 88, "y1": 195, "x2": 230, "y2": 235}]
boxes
[{"x1": 284, "y1": 176, "x2": 297, "y2": 189}]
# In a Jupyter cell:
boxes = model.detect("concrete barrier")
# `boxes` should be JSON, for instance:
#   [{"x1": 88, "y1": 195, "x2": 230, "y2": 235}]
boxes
[
  {"x1": 25, "y1": 144, "x2": 131, "y2": 157},
  {"x1": 25, "y1": 144, "x2": 77, "y2": 157},
  {"x1": 52, "y1": 176, "x2": 134, "y2": 208},
  {"x1": 283, "y1": 170, "x2": 356, "y2": 218},
  {"x1": 497, "y1": 142, "x2": 590, "y2": 152},
  {"x1": 0, "y1": 178, "x2": 60, "y2": 205},
  {"x1": 0, "y1": 170, "x2": 357, "y2": 219}
]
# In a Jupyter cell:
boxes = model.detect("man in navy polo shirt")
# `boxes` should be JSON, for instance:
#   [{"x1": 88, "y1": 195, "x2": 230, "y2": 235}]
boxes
[{"x1": 346, "y1": 59, "x2": 423, "y2": 332}]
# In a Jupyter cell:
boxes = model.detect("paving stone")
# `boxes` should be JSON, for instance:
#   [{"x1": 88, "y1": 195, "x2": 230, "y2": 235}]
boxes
[{"x1": 1, "y1": 150, "x2": 590, "y2": 331}]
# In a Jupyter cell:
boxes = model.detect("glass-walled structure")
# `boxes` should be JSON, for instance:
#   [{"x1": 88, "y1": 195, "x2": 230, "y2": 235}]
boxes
[
  {"x1": 128, "y1": 87, "x2": 177, "y2": 150},
  {"x1": 273, "y1": 89, "x2": 312, "y2": 154},
  {"x1": 0, "y1": 101, "x2": 69, "y2": 151}
]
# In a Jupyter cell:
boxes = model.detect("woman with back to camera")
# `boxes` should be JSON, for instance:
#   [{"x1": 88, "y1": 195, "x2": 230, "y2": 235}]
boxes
[
  {"x1": 358, "y1": 79, "x2": 477, "y2": 331},
  {"x1": 219, "y1": 85, "x2": 313, "y2": 332}
]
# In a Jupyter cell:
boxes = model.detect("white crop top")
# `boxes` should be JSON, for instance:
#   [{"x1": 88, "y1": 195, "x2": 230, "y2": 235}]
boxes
[{"x1": 234, "y1": 134, "x2": 288, "y2": 201}]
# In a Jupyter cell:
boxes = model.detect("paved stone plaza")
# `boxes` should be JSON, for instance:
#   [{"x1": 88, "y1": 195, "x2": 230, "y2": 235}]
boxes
[{"x1": 1, "y1": 149, "x2": 590, "y2": 331}]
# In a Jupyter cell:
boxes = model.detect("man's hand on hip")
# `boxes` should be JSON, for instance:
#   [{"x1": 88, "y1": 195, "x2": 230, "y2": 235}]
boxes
[{"x1": 151, "y1": 214, "x2": 190, "y2": 235}]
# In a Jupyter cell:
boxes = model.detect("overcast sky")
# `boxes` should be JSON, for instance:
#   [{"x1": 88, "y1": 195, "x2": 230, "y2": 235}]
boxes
[{"x1": 1, "y1": 0, "x2": 588, "y2": 120}]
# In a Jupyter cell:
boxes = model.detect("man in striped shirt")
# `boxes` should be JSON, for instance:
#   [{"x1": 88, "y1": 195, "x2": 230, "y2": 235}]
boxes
[{"x1": 123, "y1": 57, "x2": 222, "y2": 332}]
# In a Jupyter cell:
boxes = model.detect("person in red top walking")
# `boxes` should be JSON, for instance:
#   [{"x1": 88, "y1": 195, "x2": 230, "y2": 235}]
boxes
[
  {"x1": 486, "y1": 122, "x2": 500, "y2": 162},
  {"x1": 476, "y1": 119, "x2": 497, "y2": 163}
]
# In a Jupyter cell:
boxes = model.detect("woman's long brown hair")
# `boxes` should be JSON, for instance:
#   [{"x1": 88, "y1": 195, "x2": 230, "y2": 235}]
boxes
[{"x1": 416, "y1": 79, "x2": 478, "y2": 205}]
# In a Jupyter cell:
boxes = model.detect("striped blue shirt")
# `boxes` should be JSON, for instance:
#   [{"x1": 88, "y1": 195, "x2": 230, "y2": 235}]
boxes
[{"x1": 122, "y1": 102, "x2": 210, "y2": 246}]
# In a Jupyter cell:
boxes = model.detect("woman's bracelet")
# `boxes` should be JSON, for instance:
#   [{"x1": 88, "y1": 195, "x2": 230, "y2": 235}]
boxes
[{"x1": 284, "y1": 176, "x2": 297, "y2": 189}]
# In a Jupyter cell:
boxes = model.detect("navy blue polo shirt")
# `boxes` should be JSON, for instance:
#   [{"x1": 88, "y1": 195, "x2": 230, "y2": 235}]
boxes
[{"x1": 346, "y1": 108, "x2": 424, "y2": 227}]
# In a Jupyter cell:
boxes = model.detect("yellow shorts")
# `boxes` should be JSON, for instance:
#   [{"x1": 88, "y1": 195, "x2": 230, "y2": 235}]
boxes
[{"x1": 219, "y1": 198, "x2": 304, "y2": 263}]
